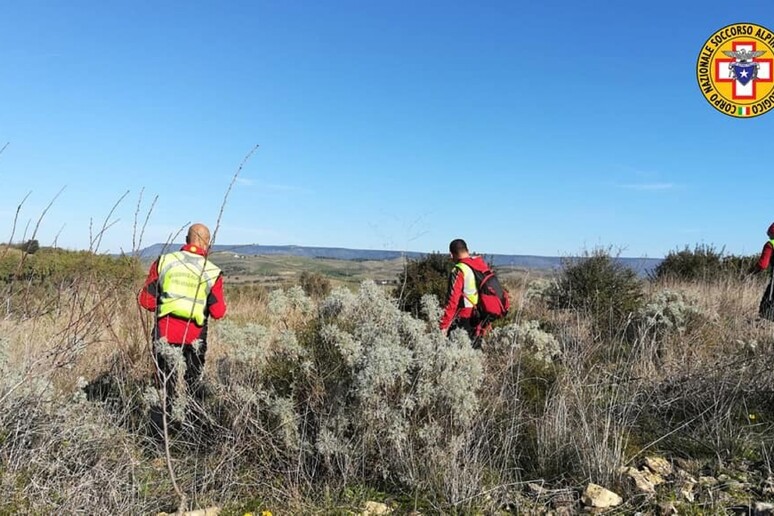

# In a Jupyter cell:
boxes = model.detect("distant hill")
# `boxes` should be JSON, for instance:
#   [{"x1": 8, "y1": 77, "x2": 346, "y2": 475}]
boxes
[
  {"x1": 138, "y1": 243, "x2": 426, "y2": 261},
  {"x1": 138, "y1": 243, "x2": 663, "y2": 275}
]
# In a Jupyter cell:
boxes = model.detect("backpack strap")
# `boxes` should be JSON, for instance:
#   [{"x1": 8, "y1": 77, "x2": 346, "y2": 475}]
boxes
[{"x1": 454, "y1": 262, "x2": 479, "y2": 307}]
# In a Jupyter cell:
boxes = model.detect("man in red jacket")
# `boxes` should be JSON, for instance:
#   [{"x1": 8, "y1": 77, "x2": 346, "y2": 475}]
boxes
[
  {"x1": 755, "y1": 222, "x2": 774, "y2": 320},
  {"x1": 139, "y1": 223, "x2": 227, "y2": 404},
  {"x1": 440, "y1": 238, "x2": 492, "y2": 345}
]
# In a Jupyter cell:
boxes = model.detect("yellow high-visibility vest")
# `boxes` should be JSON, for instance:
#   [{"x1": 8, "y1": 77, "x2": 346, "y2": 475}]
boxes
[
  {"x1": 455, "y1": 262, "x2": 479, "y2": 307},
  {"x1": 157, "y1": 251, "x2": 221, "y2": 326}
]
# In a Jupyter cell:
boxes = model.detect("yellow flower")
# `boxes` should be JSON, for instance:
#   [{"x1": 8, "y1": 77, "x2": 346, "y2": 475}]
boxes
[
  {"x1": 749, "y1": 413, "x2": 757, "y2": 421},
  {"x1": 244, "y1": 509, "x2": 271, "y2": 516}
]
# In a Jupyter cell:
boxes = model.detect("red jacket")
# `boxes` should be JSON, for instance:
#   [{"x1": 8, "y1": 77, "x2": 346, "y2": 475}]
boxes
[
  {"x1": 759, "y1": 241, "x2": 774, "y2": 271},
  {"x1": 138, "y1": 244, "x2": 227, "y2": 344},
  {"x1": 440, "y1": 256, "x2": 489, "y2": 331}
]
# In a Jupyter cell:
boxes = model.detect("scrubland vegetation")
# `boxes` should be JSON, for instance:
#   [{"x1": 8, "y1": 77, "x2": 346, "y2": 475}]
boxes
[{"x1": 1, "y1": 242, "x2": 773, "y2": 514}]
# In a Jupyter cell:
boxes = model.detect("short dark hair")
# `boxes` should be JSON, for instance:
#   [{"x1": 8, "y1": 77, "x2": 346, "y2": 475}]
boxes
[{"x1": 449, "y1": 239, "x2": 468, "y2": 256}]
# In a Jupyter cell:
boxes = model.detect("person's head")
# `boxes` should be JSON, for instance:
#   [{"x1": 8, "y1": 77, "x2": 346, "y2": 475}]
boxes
[
  {"x1": 187, "y1": 223, "x2": 211, "y2": 249},
  {"x1": 449, "y1": 238, "x2": 469, "y2": 260},
  {"x1": 768, "y1": 222, "x2": 774, "y2": 239}
]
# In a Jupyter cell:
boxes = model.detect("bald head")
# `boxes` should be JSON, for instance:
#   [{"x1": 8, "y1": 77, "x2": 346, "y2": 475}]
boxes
[{"x1": 187, "y1": 223, "x2": 211, "y2": 249}]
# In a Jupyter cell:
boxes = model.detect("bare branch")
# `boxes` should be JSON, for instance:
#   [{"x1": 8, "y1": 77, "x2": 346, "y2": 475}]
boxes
[
  {"x1": 91, "y1": 190, "x2": 129, "y2": 253},
  {"x1": 209, "y1": 143, "x2": 260, "y2": 250},
  {"x1": 29, "y1": 186, "x2": 66, "y2": 245},
  {"x1": 2, "y1": 191, "x2": 31, "y2": 260},
  {"x1": 52, "y1": 223, "x2": 66, "y2": 248},
  {"x1": 132, "y1": 190, "x2": 158, "y2": 257},
  {"x1": 132, "y1": 188, "x2": 144, "y2": 253}
]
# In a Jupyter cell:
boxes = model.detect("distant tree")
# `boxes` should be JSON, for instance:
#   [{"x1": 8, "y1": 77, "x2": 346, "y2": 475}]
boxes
[
  {"x1": 548, "y1": 248, "x2": 644, "y2": 338},
  {"x1": 20, "y1": 239, "x2": 39, "y2": 254},
  {"x1": 652, "y1": 244, "x2": 757, "y2": 281},
  {"x1": 395, "y1": 253, "x2": 453, "y2": 319}
]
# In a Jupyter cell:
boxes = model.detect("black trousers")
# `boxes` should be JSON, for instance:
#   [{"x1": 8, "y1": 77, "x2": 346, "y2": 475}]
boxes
[
  {"x1": 760, "y1": 281, "x2": 774, "y2": 321},
  {"x1": 154, "y1": 340, "x2": 208, "y2": 404},
  {"x1": 450, "y1": 316, "x2": 488, "y2": 348}
]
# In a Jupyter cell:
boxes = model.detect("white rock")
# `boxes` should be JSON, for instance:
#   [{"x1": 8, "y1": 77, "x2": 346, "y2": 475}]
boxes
[
  {"x1": 644, "y1": 456, "x2": 673, "y2": 477},
  {"x1": 158, "y1": 509, "x2": 220, "y2": 516},
  {"x1": 621, "y1": 466, "x2": 656, "y2": 495},
  {"x1": 642, "y1": 468, "x2": 665, "y2": 487},
  {"x1": 680, "y1": 481, "x2": 696, "y2": 503},
  {"x1": 582, "y1": 483, "x2": 623, "y2": 508},
  {"x1": 361, "y1": 501, "x2": 392, "y2": 516}
]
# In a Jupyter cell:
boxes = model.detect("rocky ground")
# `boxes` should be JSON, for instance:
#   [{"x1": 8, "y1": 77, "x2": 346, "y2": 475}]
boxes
[{"x1": 488, "y1": 455, "x2": 774, "y2": 515}]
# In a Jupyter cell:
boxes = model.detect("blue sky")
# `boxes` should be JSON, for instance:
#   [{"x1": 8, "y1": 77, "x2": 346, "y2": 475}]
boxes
[{"x1": 0, "y1": 1, "x2": 771, "y2": 257}]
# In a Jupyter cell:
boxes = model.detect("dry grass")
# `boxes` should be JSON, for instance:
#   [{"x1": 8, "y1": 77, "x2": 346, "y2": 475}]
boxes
[{"x1": 2, "y1": 253, "x2": 774, "y2": 513}]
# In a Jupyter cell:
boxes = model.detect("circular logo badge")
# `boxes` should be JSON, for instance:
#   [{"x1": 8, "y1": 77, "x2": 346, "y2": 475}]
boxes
[{"x1": 697, "y1": 23, "x2": 774, "y2": 118}]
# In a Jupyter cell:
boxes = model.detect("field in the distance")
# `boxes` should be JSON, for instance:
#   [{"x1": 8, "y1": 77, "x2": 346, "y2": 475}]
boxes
[{"x1": 208, "y1": 251, "x2": 551, "y2": 288}]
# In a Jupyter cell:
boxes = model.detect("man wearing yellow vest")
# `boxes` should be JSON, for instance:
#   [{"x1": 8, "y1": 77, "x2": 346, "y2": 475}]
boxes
[
  {"x1": 440, "y1": 238, "x2": 493, "y2": 344},
  {"x1": 139, "y1": 223, "x2": 227, "y2": 402}
]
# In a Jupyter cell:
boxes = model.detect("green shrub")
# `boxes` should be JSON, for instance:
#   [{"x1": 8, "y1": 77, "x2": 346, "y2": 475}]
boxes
[
  {"x1": 0, "y1": 248, "x2": 141, "y2": 286},
  {"x1": 212, "y1": 282, "x2": 486, "y2": 506},
  {"x1": 298, "y1": 271, "x2": 332, "y2": 299},
  {"x1": 15, "y1": 239, "x2": 40, "y2": 254},
  {"x1": 548, "y1": 249, "x2": 644, "y2": 337},
  {"x1": 638, "y1": 288, "x2": 704, "y2": 335},
  {"x1": 723, "y1": 253, "x2": 759, "y2": 277},
  {"x1": 394, "y1": 253, "x2": 452, "y2": 318},
  {"x1": 488, "y1": 320, "x2": 561, "y2": 364},
  {"x1": 0, "y1": 248, "x2": 142, "y2": 316},
  {"x1": 652, "y1": 243, "x2": 757, "y2": 281}
]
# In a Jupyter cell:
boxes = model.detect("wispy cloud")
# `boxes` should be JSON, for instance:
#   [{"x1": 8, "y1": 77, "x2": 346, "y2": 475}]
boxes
[
  {"x1": 235, "y1": 177, "x2": 255, "y2": 186},
  {"x1": 612, "y1": 164, "x2": 679, "y2": 191},
  {"x1": 618, "y1": 182, "x2": 675, "y2": 191}
]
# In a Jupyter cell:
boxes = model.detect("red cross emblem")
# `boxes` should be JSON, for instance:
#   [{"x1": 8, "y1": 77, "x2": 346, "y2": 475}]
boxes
[{"x1": 715, "y1": 41, "x2": 773, "y2": 100}]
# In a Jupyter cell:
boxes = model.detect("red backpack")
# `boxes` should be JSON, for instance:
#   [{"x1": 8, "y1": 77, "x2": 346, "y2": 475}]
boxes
[{"x1": 457, "y1": 261, "x2": 510, "y2": 320}]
